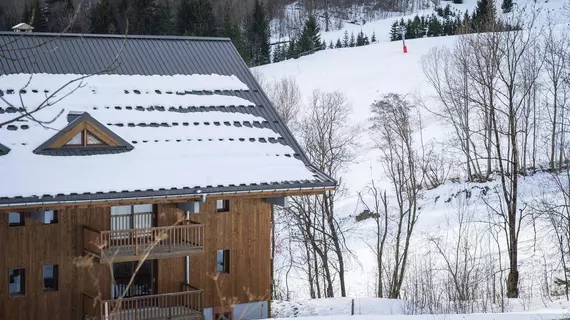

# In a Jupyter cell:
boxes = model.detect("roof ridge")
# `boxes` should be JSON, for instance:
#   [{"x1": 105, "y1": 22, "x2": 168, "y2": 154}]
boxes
[{"x1": 0, "y1": 32, "x2": 231, "y2": 42}]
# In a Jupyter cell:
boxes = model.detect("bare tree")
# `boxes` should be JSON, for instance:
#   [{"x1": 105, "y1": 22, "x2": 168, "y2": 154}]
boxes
[{"x1": 369, "y1": 93, "x2": 422, "y2": 299}]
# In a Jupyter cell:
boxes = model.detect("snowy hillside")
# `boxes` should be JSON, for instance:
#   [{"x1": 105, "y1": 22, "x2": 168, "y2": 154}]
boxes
[
  {"x1": 270, "y1": 297, "x2": 570, "y2": 319},
  {"x1": 255, "y1": 0, "x2": 570, "y2": 317}
]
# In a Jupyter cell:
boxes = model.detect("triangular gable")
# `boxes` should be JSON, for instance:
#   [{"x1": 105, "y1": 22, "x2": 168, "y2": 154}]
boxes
[
  {"x1": 0, "y1": 142, "x2": 10, "y2": 156},
  {"x1": 34, "y1": 112, "x2": 134, "y2": 156}
]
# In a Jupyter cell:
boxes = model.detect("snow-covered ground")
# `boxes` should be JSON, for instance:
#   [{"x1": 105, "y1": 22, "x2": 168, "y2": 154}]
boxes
[
  {"x1": 270, "y1": 297, "x2": 570, "y2": 319},
  {"x1": 255, "y1": 0, "x2": 570, "y2": 318}
]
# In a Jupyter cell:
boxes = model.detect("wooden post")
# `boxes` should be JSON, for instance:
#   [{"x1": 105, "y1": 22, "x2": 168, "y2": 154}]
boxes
[
  {"x1": 351, "y1": 299, "x2": 354, "y2": 315},
  {"x1": 135, "y1": 229, "x2": 138, "y2": 256}
]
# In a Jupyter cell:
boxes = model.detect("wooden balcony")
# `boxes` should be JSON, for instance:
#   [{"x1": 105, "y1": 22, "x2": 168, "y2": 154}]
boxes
[
  {"x1": 83, "y1": 283, "x2": 204, "y2": 320},
  {"x1": 83, "y1": 221, "x2": 204, "y2": 264}
]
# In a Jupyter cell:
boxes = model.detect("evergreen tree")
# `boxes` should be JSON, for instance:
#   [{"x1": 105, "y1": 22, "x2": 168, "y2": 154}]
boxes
[
  {"x1": 176, "y1": 0, "x2": 192, "y2": 35},
  {"x1": 342, "y1": 30, "x2": 349, "y2": 47},
  {"x1": 390, "y1": 21, "x2": 399, "y2": 41},
  {"x1": 412, "y1": 15, "x2": 422, "y2": 38},
  {"x1": 156, "y1": 0, "x2": 175, "y2": 35},
  {"x1": 356, "y1": 30, "x2": 364, "y2": 46},
  {"x1": 473, "y1": 0, "x2": 496, "y2": 31},
  {"x1": 90, "y1": 0, "x2": 115, "y2": 34},
  {"x1": 427, "y1": 14, "x2": 442, "y2": 37},
  {"x1": 363, "y1": 35, "x2": 370, "y2": 45},
  {"x1": 371, "y1": 31, "x2": 377, "y2": 43},
  {"x1": 21, "y1": 3, "x2": 31, "y2": 25},
  {"x1": 405, "y1": 19, "x2": 414, "y2": 39},
  {"x1": 329, "y1": 40, "x2": 334, "y2": 49},
  {"x1": 297, "y1": 16, "x2": 322, "y2": 53},
  {"x1": 502, "y1": 0, "x2": 513, "y2": 13},
  {"x1": 126, "y1": 0, "x2": 160, "y2": 35},
  {"x1": 335, "y1": 38, "x2": 342, "y2": 48},
  {"x1": 247, "y1": 0, "x2": 271, "y2": 65},
  {"x1": 220, "y1": 8, "x2": 248, "y2": 62},
  {"x1": 349, "y1": 32, "x2": 355, "y2": 47},
  {"x1": 273, "y1": 45, "x2": 281, "y2": 63},
  {"x1": 280, "y1": 43, "x2": 288, "y2": 61},
  {"x1": 287, "y1": 38, "x2": 297, "y2": 59},
  {"x1": 187, "y1": 0, "x2": 215, "y2": 36}
]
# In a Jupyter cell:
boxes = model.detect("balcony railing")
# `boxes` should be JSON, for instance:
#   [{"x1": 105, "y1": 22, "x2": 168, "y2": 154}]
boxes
[
  {"x1": 84, "y1": 283, "x2": 203, "y2": 320},
  {"x1": 83, "y1": 221, "x2": 204, "y2": 264}
]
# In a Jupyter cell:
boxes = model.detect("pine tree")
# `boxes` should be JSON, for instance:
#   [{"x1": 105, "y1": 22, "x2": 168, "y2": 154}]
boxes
[
  {"x1": 473, "y1": 0, "x2": 496, "y2": 31},
  {"x1": 371, "y1": 31, "x2": 377, "y2": 43},
  {"x1": 273, "y1": 45, "x2": 281, "y2": 63},
  {"x1": 363, "y1": 35, "x2": 370, "y2": 45},
  {"x1": 220, "y1": 8, "x2": 248, "y2": 62},
  {"x1": 280, "y1": 43, "x2": 288, "y2": 61},
  {"x1": 21, "y1": 3, "x2": 31, "y2": 25},
  {"x1": 176, "y1": 0, "x2": 215, "y2": 36},
  {"x1": 502, "y1": 0, "x2": 513, "y2": 13},
  {"x1": 329, "y1": 40, "x2": 334, "y2": 49},
  {"x1": 342, "y1": 30, "x2": 349, "y2": 47},
  {"x1": 247, "y1": 0, "x2": 271, "y2": 65},
  {"x1": 405, "y1": 19, "x2": 414, "y2": 39},
  {"x1": 156, "y1": 0, "x2": 175, "y2": 35},
  {"x1": 349, "y1": 32, "x2": 355, "y2": 47},
  {"x1": 356, "y1": 30, "x2": 364, "y2": 46},
  {"x1": 390, "y1": 21, "x2": 399, "y2": 41},
  {"x1": 90, "y1": 0, "x2": 115, "y2": 34},
  {"x1": 287, "y1": 38, "x2": 297, "y2": 59},
  {"x1": 297, "y1": 16, "x2": 322, "y2": 53},
  {"x1": 335, "y1": 38, "x2": 342, "y2": 48},
  {"x1": 176, "y1": 0, "x2": 192, "y2": 35},
  {"x1": 427, "y1": 14, "x2": 442, "y2": 37},
  {"x1": 127, "y1": 0, "x2": 160, "y2": 35}
]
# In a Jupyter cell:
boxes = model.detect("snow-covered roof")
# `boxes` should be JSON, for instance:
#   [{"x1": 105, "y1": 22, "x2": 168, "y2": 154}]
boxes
[
  {"x1": 0, "y1": 33, "x2": 335, "y2": 207},
  {"x1": 12, "y1": 23, "x2": 34, "y2": 30},
  {"x1": 0, "y1": 73, "x2": 334, "y2": 206}
]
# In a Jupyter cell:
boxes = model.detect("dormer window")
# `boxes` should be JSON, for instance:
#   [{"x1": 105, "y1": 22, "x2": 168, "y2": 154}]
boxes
[
  {"x1": 65, "y1": 129, "x2": 106, "y2": 147},
  {"x1": 33, "y1": 112, "x2": 134, "y2": 156}
]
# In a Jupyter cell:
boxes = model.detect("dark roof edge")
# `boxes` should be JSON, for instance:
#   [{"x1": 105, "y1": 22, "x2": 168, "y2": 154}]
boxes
[
  {"x1": 0, "y1": 32, "x2": 231, "y2": 42},
  {"x1": 0, "y1": 181, "x2": 337, "y2": 208},
  {"x1": 0, "y1": 142, "x2": 10, "y2": 155}
]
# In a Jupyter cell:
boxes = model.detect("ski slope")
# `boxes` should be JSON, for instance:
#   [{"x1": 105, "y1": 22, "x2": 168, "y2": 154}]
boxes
[{"x1": 255, "y1": 0, "x2": 570, "y2": 315}]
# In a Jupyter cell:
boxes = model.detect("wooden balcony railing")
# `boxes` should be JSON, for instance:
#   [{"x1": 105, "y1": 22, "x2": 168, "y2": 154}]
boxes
[
  {"x1": 83, "y1": 221, "x2": 204, "y2": 264},
  {"x1": 84, "y1": 283, "x2": 203, "y2": 320}
]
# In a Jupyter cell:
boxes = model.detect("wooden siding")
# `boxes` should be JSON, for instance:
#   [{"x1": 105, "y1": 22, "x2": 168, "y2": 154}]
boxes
[
  {"x1": 0, "y1": 207, "x2": 111, "y2": 320},
  {"x1": 0, "y1": 197, "x2": 271, "y2": 320},
  {"x1": 186, "y1": 198, "x2": 272, "y2": 308}
]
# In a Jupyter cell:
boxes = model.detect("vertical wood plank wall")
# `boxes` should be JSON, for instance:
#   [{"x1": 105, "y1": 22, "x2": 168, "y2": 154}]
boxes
[
  {"x1": 0, "y1": 207, "x2": 110, "y2": 320},
  {"x1": 0, "y1": 198, "x2": 271, "y2": 320},
  {"x1": 186, "y1": 198, "x2": 272, "y2": 308}
]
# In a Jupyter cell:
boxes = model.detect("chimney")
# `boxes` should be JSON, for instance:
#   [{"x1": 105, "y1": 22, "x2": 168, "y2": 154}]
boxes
[{"x1": 67, "y1": 111, "x2": 85, "y2": 123}]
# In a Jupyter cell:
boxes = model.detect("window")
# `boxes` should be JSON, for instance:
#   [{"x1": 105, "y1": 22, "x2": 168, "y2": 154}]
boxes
[
  {"x1": 41, "y1": 210, "x2": 58, "y2": 224},
  {"x1": 111, "y1": 204, "x2": 153, "y2": 230},
  {"x1": 64, "y1": 129, "x2": 106, "y2": 147},
  {"x1": 216, "y1": 249, "x2": 230, "y2": 273},
  {"x1": 43, "y1": 265, "x2": 58, "y2": 291},
  {"x1": 9, "y1": 268, "x2": 25, "y2": 296},
  {"x1": 8, "y1": 212, "x2": 24, "y2": 227},
  {"x1": 216, "y1": 200, "x2": 230, "y2": 212}
]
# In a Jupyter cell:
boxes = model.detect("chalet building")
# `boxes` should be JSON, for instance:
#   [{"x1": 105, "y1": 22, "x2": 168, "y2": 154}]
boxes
[{"x1": 0, "y1": 33, "x2": 336, "y2": 320}]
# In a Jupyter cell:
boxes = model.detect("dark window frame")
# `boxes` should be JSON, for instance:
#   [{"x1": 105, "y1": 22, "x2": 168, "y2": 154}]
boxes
[
  {"x1": 9, "y1": 268, "x2": 25, "y2": 297},
  {"x1": 43, "y1": 264, "x2": 59, "y2": 292},
  {"x1": 216, "y1": 249, "x2": 230, "y2": 273},
  {"x1": 8, "y1": 212, "x2": 25, "y2": 227},
  {"x1": 216, "y1": 200, "x2": 230, "y2": 213}
]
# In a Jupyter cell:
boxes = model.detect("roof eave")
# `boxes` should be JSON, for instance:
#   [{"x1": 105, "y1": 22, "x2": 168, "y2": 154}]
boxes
[{"x1": 0, "y1": 183, "x2": 337, "y2": 209}]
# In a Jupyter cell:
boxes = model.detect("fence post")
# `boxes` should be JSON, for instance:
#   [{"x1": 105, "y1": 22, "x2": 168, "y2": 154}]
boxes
[{"x1": 351, "y1": 299, "x2": 354, "y2": 315}]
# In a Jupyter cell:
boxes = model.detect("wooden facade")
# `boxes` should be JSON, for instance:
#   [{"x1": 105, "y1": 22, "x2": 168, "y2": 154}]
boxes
[{"x1": 0, "y1": 196, "x2": 273, "y2": 320}]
